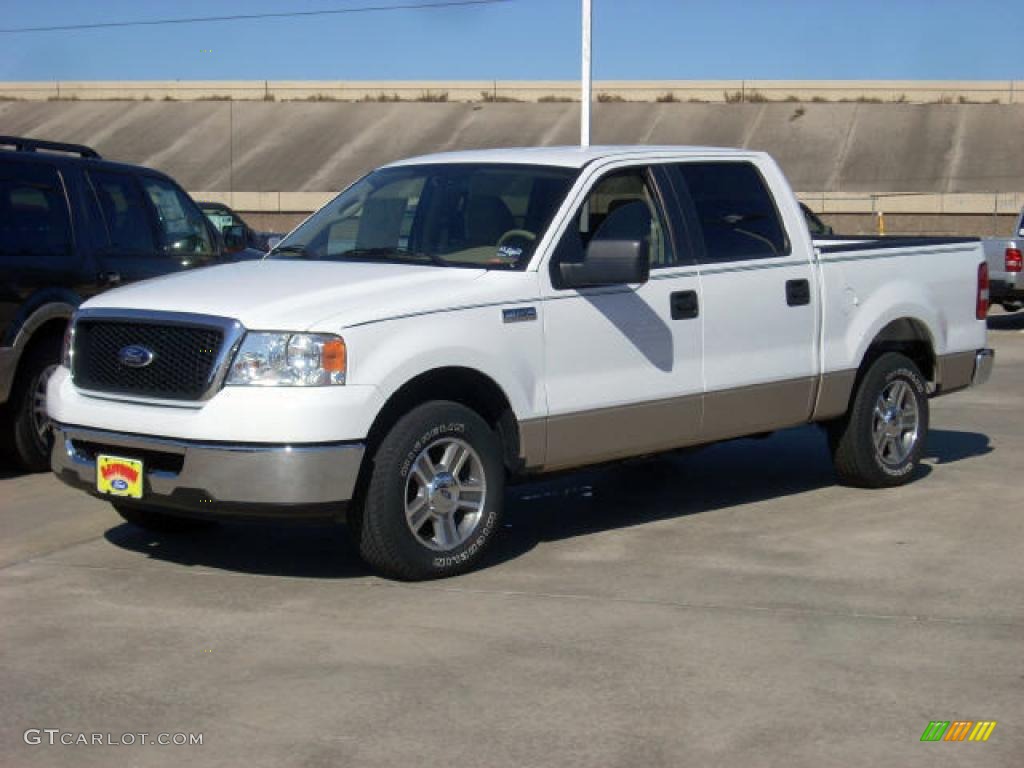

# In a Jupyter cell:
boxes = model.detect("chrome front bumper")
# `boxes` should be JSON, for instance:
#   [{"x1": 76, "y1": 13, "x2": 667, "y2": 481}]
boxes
[
  {"x1": 972, "y1": 348, "x2": 995, "y2": 388},
  {"x1": 52, "y1": 424, "x2": 364, "y2": 519}
]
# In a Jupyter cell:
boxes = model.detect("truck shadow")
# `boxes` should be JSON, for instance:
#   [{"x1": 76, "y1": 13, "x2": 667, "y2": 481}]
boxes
[{"x1": 103, "y1": 426, "x2": 990, "y2": 578}]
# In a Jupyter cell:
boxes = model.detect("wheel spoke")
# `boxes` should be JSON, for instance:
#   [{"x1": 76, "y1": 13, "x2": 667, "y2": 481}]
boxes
[
  {"x1": 406, "y1": 494, "x2": 432, "y2": 531},
  {"x1": 412, "y1": 453, "x2": 436, "y2": 486},
  {"x1": 435, "y1": 514, "x2": 458, "y2": 549},
  {"x1": 873, "y1": 424, "x2": 888, "y2": 452},
  {"x1": 457, "y1": 498, "x2": 481, "y2": 512}
]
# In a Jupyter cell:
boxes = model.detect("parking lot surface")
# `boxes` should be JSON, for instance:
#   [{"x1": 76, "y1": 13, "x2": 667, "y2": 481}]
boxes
[{"x1": 2, "y1": 315, "x2": 1023, "y2": 767}]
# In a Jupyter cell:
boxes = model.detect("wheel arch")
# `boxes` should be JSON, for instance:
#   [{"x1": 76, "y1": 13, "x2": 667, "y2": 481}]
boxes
[
  {"x1": 363, "y1": 366, "x2": 527, "y2": 477},
  {"x1": 1, "y1": 301, "x2": 75, "y2": 403}
]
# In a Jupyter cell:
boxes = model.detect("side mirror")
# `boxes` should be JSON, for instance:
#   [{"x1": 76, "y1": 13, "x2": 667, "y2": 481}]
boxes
[
  {"x1": 824, "y1": 224, "x2": 834, "y2": 236},
  {"x1": 266, "y1": 235, "x2": 283, "y2": 251},
  {"x1": 559, "y1": 239, "x2": 650, "y2": 289},
  {"x1": 223, "y1": 224, "x2": 246, "y2": 253}
]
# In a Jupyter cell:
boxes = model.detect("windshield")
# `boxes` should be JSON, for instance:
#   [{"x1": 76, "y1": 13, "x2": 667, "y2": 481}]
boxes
[{"x1": 269, "y1": 163, "x2": 577, "y2": 269}]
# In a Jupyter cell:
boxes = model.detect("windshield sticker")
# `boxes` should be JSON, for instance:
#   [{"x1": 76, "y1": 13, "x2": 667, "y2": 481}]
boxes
[{"x1": 497, "y1": 245, "x2": 523, "y2": 261}]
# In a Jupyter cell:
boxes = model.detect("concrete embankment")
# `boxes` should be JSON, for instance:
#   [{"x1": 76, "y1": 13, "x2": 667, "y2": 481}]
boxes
[{"x1": 2, "y1": 100, "x2": 1022, "y2": 235}]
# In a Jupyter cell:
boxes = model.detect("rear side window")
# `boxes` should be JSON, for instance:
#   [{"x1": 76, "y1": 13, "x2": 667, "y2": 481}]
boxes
[
  {"x1": 88, "y1": 170, "x2": 156, "y2": 253},
  {"x1": 142, "y1": 177, "x2": 215, "y2": 256},
  {"x1": 674, "y1": 162, "x2": 790, "y2": 263},
  {"x1": 0, "y1": 160, "x2": 73, "y2": 258}
]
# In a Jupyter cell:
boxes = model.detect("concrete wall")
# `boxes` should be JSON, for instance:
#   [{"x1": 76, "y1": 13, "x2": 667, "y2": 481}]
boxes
[
  {"x1": 3, "y1": 101, "x2": 1024, "y2": 196},
  {"x1": 3, "y1": 80, "x2": 1023, "y2": 104},
  {"x1": 3, "y1": 99, "x2": 1024, "y2": 237}
]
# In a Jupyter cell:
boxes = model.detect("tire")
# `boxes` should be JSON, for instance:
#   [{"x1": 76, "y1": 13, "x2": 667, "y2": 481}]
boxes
[
  {"x1": 113, "y1": 504, "x2": 216, "y2": 533},
  {"x1": 1, "y1": 335, "x2": 62, "y2": 472},
  {"x1": 353, "y1": 401, "x2": 505, "y2": 580},
  {"x1": 828, "y1": 352, "x2": 929, "y2": 488}
]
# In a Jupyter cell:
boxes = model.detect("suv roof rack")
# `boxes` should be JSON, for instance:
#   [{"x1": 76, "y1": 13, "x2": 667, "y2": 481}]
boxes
[{"x1": 0, "y1": 135, "x2": 100, "y2": 159}]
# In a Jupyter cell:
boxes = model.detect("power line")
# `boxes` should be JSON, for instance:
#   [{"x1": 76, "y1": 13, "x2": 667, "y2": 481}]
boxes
[{"x1": 0, "y1": 0, "x2": 514, "y2": 34}]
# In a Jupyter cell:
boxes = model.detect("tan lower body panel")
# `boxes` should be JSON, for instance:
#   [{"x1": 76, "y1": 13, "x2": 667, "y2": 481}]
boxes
[
  {"x1": 701, "y1": 377, "x2": 817, "y2": 443},
  {"x1": 812, "y1": 369, "x2": 858, "y2": 421},
  {"x1": 534, "y1": 376, "x2": 818, "y2": 473},
  {"x1": 936, "y1": 351, "x2": 976, "y2": 395},
  {"x1": 543, "y1": 393, "x2": 702, "y2": 472}
]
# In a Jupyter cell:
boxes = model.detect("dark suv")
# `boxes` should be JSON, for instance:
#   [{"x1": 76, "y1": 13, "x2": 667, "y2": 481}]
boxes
[{"x1": 0, "y1": 136, "x2": 233, "y2": 471}]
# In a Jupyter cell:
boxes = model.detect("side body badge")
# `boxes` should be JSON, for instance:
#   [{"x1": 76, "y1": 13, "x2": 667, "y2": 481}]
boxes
[{"x1": 502, "y1": 307, "x2": 538, "y2": 324}]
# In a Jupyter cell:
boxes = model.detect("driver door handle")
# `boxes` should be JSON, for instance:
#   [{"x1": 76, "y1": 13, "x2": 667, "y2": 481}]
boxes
[
  {"x1": 97, "y1": 270, "x2": 121, "y2": 286},
  {"x1": 670, "y1": 290, "x2": 699, "y2": 320}
]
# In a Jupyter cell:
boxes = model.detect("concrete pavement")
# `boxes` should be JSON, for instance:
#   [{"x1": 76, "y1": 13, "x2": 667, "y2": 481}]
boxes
[{"x1": 1, "y1": 317, "x2": 1022, "y2": 767}]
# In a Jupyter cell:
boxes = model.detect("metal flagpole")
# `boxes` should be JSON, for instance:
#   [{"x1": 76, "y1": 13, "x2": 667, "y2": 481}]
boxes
[{"x1": 581, "y1": 0, "x2": 592, "y2": 147}]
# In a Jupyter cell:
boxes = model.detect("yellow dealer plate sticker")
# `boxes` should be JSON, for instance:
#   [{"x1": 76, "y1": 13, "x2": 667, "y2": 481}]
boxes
[{"x1": 96, "y1": 455, "x2": 144, "y2": 499}]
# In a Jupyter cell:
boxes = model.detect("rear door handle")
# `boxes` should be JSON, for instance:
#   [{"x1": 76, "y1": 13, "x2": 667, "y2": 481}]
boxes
[
  {"x1": 786, "y1": 279, "x2": 810, "y2": 307},
  {"x1": 97, "y1": 270, "x2": 121, "y2": 286},
  {"x1": 670, "y1": 290, "x2": 699, "y2": 320}
]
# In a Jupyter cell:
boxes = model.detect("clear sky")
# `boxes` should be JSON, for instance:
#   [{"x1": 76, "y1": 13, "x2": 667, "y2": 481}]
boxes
[{"x1": 0, "y1": 0, "x2": 1020, "y2": 81}]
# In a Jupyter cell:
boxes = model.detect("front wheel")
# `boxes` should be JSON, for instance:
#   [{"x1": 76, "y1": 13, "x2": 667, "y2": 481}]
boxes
[
  {"x1": 352, "y1": 401, "x2": 505, "y2": 580},
  {"x1": 828, "y1": 352, "x2": 929, "y2": 488},
  {"x1": 1, "y1": 336, "x2": 62, "y2": 472}
]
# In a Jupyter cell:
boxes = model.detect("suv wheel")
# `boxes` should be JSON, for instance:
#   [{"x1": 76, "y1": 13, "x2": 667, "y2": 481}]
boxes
[
  {"x1": 2, "y1": 336, "x2": 62, "y2": 472},
  {"x1": 829, "y1": 352, "x2": 930, "y2": 488},
  {"x1": 353, "y1": 401, "x2": 505, "y2": 580}
]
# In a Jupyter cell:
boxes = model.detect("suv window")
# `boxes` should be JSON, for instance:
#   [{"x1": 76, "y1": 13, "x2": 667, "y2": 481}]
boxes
[
  {"x1": 674, "y1": 162, "x2": 790, "y2": 263},
  {"x1": 0, "y1": 161, "x2": 73, "y2": 258},
  {"x1": 554, "y1": 167, "x2": 674, "y2": 273},
  {"x1": 142, "y1": 177, "x2": 215, "y2": 256},
  {"x1": 88, "y1": 170, "x2": 156, "y2": 253}
]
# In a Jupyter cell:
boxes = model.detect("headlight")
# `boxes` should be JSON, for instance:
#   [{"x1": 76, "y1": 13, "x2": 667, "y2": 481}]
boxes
[{"x1": 226, "y1": 332, "x2": 346, "y2": 386}]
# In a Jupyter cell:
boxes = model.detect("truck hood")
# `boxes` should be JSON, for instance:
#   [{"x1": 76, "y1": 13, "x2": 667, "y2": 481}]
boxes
[{"x1": 82, "y1": 260, "x2": 494, "y2": 330}]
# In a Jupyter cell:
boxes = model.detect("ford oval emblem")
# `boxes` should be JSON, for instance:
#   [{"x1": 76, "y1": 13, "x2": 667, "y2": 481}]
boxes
[{"x1": 118, "y1": 344, "x2": 155, "y2": 369}]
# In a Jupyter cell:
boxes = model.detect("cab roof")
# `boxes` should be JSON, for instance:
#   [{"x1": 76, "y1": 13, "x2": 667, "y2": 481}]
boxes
[{"x1": 385, "y1": 145, "x2": 763, "y2": 169}]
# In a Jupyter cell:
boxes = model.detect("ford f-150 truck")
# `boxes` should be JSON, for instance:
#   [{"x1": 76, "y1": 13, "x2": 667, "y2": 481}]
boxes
[
  {"x1": 49, "y1": 146, "x2": 994, "y2": 580},
  {"x1": 982, "y1": 206, "x2": 1024, "y2": 311}
]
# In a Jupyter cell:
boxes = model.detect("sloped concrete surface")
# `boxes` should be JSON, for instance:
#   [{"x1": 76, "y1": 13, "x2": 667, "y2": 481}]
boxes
[{"x1": 2, "y1": 101, "x2": 1023, "y2": 194}]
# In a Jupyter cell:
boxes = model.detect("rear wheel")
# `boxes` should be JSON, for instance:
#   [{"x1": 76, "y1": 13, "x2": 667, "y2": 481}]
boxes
[
  {"x1": 352, "y1": 401, "x2": 505, "y2": 580},
  {"x1": 113, "y1": 504, "x2": 216, "y2": 533},
  {"x1": 829, "y1": 352, "x2": 929, "y2": 488},
  {"x1": 2, "y1": 336, "x2": 62, "y2": 472}
]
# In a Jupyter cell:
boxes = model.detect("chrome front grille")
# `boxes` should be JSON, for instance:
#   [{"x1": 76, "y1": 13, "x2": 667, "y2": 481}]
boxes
[{"x1": 70, "y1": 310, "x2": 244, "y2": 401}]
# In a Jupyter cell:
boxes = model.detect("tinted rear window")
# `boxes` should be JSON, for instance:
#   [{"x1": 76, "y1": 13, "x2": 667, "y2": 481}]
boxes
[
  {"x1": 0, "y1": 160, "x2": 73, "y2": 258},
  {"x1": 675, "y1": 162, "x2": 790, "y2": 263}
]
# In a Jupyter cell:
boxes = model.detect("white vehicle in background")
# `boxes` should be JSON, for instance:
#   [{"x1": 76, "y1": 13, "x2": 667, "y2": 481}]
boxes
[
  {"x1": 982, "y1": 207, "x2": 1024, "y2": 311},
  {"x1": 49, "y1": 146, "x2": 993, "y2": 580}
]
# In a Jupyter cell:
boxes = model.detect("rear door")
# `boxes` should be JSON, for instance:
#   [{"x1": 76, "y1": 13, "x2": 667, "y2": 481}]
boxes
[
  {"x1": 0, "y1": 157, "x2": 80, "y2": 346},
  {"x1": 667, "y1": 159, "x2": 818, "y2": 440},
  {"x1": 540, "y1": 163, "x2": 704, "y2": 469}
]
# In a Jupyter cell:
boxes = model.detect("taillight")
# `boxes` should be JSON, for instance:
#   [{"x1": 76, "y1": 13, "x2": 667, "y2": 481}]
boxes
[
  {"x1": 1006, "y1": 248, "x2": 1022, "y2": 272},
  {"x1": 977, "y1": 262, "x2": 990, "y2": 320}
]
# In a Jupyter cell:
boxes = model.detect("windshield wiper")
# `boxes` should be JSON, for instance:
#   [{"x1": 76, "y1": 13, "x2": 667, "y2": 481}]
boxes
[
  {"x1": 334, "y1": 247, "x2": 446, "y2": 266},
  {"x1": 267, "y1": 243, "x2": 309, "y2": 257}
]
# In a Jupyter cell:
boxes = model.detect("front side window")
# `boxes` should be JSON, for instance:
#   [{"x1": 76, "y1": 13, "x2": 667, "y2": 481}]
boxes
[
  {"x1": 553, "y1": 167, "x2": 674, "y2": 272},
  {"x1": 0, "y1": 161, "x2": 72, "y2": 258},
  {"x1": 271, "y1": 163, "x2": 577, "y2": 270},
  {"x1": 142, "y1": 177, "x2": 215, "y2": 256},
  {"x1": 675, "y1": 162, "x2": 790, "y2": 263}
]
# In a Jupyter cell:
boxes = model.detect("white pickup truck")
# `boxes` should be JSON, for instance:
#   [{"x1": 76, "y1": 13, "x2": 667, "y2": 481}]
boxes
[
  {"x1": 49, "y1": 146, "x2": 994, "y2": 579},
  {"x1": 982, "y1": 206, "x2": 1024, "y2": 311}
]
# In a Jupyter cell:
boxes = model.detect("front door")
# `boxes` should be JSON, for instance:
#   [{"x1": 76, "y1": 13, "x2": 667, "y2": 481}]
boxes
[{"x1": 539, "y1": 164, "x2": 704, "y2": 470}]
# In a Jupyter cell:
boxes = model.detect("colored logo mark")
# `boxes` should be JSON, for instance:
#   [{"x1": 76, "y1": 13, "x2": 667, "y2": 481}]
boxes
[{"x1": 920, "y1": 721, "x2": 997, "y2": 742}]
